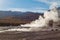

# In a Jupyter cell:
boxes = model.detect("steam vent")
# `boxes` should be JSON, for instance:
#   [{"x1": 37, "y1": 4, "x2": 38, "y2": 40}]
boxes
[
  {"x1": 21, "y1": 6, "x2": 60, "y2": 31},
  {"x1": 45, "y1": 7, "x2": 60, "y2": 31},
  {"x1": 0, "y1": 4, "x2": 60, "y2": 40}
]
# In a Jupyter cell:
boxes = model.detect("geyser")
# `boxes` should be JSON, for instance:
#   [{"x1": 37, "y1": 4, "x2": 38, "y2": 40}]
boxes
[{"x1": 21, "y1": 3, "x2": 60, "y2": 28}]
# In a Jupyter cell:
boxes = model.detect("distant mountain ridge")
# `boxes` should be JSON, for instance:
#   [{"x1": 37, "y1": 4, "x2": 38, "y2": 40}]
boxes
[
  {"x1": 0, "y1": 11, "x2": 43, "y2": 17},
  {"x1": 0, "y1": 11, "x2": 43, "y2": 26},
  {"x1": 0, "y1": 11, "x2": 43, "y2": 20}
]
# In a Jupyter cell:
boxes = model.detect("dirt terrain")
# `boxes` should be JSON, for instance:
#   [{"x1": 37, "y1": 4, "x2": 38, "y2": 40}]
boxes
[{"x1": 0, "y1": 30, "x2": 60, "y2": 40}]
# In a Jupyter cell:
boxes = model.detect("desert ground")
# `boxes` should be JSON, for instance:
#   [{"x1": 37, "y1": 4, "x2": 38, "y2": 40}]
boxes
[{"x1": 0, "y1": 29, "x2": 60, "y2": 40}]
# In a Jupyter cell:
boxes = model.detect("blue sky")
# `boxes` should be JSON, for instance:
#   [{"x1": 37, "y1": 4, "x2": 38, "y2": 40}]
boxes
[{"x1": 0, "y1": 0, "x2": 60, "y2": 13}]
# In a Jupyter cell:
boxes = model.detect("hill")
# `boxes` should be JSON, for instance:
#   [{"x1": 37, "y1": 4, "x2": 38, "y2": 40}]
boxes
[{"x1": 0, "y1": 11, "x2": 43, "y2": 26}]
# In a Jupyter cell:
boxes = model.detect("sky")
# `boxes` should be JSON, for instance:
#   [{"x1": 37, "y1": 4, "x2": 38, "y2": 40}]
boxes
[{"x1": 0, "y1": 0, "x2": 60, "y2": 13}]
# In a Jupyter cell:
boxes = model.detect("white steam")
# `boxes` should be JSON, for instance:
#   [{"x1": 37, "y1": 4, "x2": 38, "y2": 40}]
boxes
[
  {"x1": 21, "y1": 3, "x2": 59, "y2": 28},
  {"x1": 49, "y1": 2, "x2": 58, "y2": 9}
]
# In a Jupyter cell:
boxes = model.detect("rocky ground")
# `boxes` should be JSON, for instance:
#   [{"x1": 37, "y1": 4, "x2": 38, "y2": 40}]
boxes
[{"x1": 0, "y1": 30, "x2": 60, "y2": 40}]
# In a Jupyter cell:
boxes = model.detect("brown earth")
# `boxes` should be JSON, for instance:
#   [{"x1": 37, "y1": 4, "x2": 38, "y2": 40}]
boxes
[
  {"x1": 0, "y1": 19, "x2": 32, "y2": 26},
  {"x1": 0, "y1": 13, "x2": 43, "y2": 26},
  {"x1": 0, "y1": 31, "x2": 60, "y2": 40}
]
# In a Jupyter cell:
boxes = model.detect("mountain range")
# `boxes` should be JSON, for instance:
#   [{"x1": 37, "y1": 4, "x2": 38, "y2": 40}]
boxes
[{"x1": 0, "y1": 11, "x2": 43, "y2": 26}]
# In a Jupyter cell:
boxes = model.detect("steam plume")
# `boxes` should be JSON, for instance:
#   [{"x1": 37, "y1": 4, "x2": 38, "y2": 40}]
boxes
[{"x1": 21, "y1": 3, "x2": 59, "y2": 28}]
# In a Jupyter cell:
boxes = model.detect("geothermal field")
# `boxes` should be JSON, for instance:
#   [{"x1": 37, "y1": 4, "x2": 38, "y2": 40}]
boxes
[{"x1": 0, "y1": 3, "x2": 60, "y2": 40}]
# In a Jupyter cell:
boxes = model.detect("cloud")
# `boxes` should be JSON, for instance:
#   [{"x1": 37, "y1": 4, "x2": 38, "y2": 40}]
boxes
[
  {"x1": 35, "y1": 7, "x2": 47, "y2": 10},
  {"x1": 6, "y1": 7, "x2": 46, "y2": 13},
  {"x1": 31, "y1": 9, "x2": 46, "y2": 13},
  {"x1": 34, "y1": 0, "x2": 60, "y2": 6},
  {"x1": 34, "y1": 0, "x2": 50, "y2": 5},
  {"x1": 0, "y1": 0, "x2": 5, "y2": 5},
  {"x1": 0, "y1": 0, "x2": 47, "y2": 13},
  {"x1": 7, "y1": 8, "x2": 28, "y2": 12},
  {"x1": 32, "y1": 7, "x2": 47, "y2": 12},
  {"x1": 0, "y1": 0, "x2": 9, "y2": 8}
]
